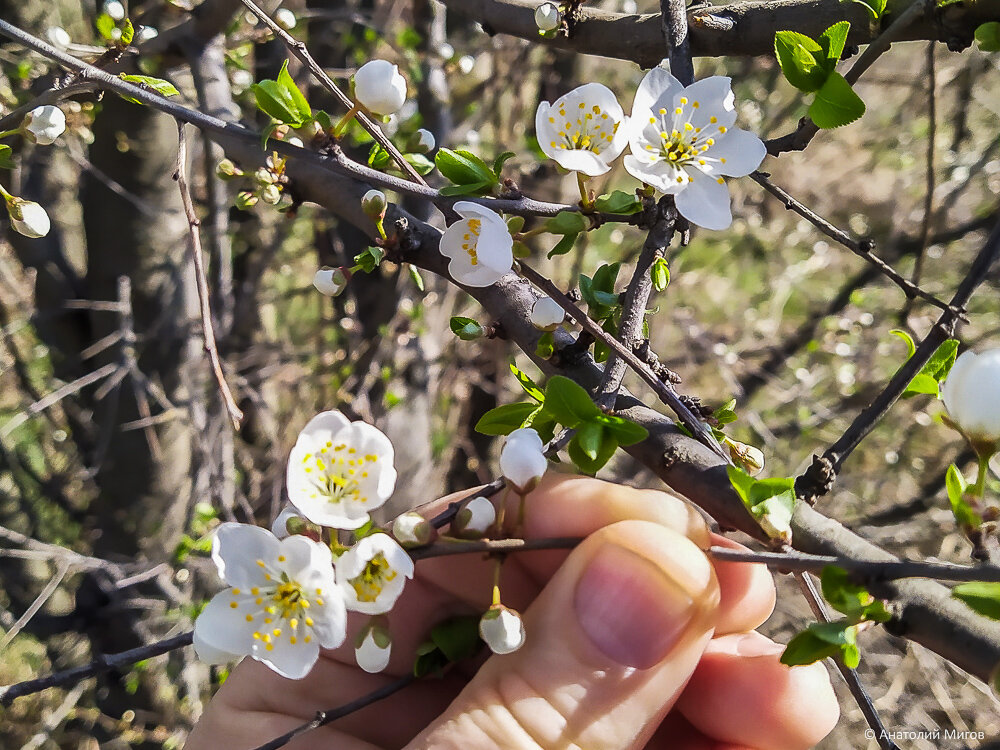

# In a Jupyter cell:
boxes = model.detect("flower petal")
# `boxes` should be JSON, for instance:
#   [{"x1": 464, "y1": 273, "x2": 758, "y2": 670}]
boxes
[
  {"x1": 252, "y1": 630, "x2": 320, "y2": 679},
  {"x1": 708, "y1": 127, "x2": 766, "y2": 177},
  {"x1": 356, "y1": 630, "x2": 392, "y2": 673},
  {"x1": 674, "y1": 171, "x2": 733, "y2": 230},
  {"x1": 623, "y1": 154, "x2": 687, "y2": 195},
  {"x1": 632, "y1": 65, "x2": 683, "y2": 117},
  {"x1": 193, "y1": 627, "x2": 242, "y2": 666},
  {"x1": 212, "y1": 523, "x2": 278, "y2": 588},
  {"x1": 296, "y1": 410, "x2": 351, "y2": 446},
  {"x1": 194, "y1": 590, "x2": 259, "y2": 658},
  {"x1": 678, "y1": 76, "x2": 737, "y2": 130},
  {"x1": 550, "y1": 148, "x2": 611, "y2": 176},
  {"x1": 276, "y1": 534, "x2": 331, "y2": 580}
]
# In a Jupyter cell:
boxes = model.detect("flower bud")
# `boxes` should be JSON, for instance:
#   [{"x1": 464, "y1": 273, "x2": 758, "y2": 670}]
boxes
[
  {"x1": 260, "y1": 184, "x2": 282, "y2": 204},
  {"x1": 361, "y1": 189, "x2": 387, "y2": 221},
  {"x1": 284, "y1": 135, "x2": 304, "y2": 148},
  {"x1": 353, "y1": 60, "x2": 407, "y2": 116},
  {"x1": 271, "y1": 506, "x2": 303, "y2": 539},
  {"x1": 103, "y1": 0, "x2": 126, "y2": 21},
  {"x1": 534, "y1": 2, "x2": 561, "y2": 32},
  {"x1": 355, "y1": 622, "x2": 392, "y2": 673},
  {"x1": 529, "y1": 296, "x2": 565, "y2": 331},
  {"x1": 500, "y1": 427, "x2": 547, "y2": 493},
  {"x1": 46, "y1": 27, "x2": 71, "y2": 48},
  {"x1": 235, "y1": 191, "x2": 258, "y2": 209},
  {"x1": 7, "y1": 198, "x2": 50, "y2": 238},
  {"x1": 22, "y1": 106, "x2": 66, "y2": 146},
  {"x1": 254, "y1": 166, "x2": 275, "y2": 185},
  {"x1": 727, "y1": 440, "x2": 765, "y2": 476},
  {"x1": 313, "y1": 266, "x2": 349, "y2": 297},
  {"x1": 458, "y1": 55, "x2": 475, "y2": 75},
  {"x1": 453, "y1": 496, "x2": 496, "y2": 538},
  {"x1": 479, "y1": 605, "x2": 525, "y2": 655},
  {"x1": 136, "y1": 26, "x2": 158, "y2": 42},
  {"x1": 274, "y1": 8, "x2": 297, "y2": 30},
  {"x1": 408, "y1": 128, "x2": 436, "y2": 154},
  {"x1": 392, "y1": 511, "x2": 435, "y2": 547},
  {"x1": 216, "y1": 158, "x2": 243, "y2": 179},
  {"x1": 943, "y1": 349, "x2": 1000, "y2": 453}
]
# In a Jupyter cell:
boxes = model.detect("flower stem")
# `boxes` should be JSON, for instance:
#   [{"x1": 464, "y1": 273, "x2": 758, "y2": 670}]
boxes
[
  {"x1": 0, "y1": 129, "x2": 20, "y2": 140},
  {"x1": 332, "y1": 104, "x2": 361, "y2": 138},
  {"x1": 577, "y1": 173, "x2": 594, "y2": 212},
  {"x1": 374, "y1": 217, "x2": 386, "y2": 239},
  {"x1": 491, "y1": 560, "x2": 502, "y2": 606},
  {"x1": 972, "y1": 454, "x2": 991, "y2": 498}
]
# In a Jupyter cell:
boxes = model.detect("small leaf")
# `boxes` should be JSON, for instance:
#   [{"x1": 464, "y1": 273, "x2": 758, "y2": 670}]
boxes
[
  {"x1": 841, "y1": 0, "x2": 887, "y2": 19},
  {"x1": 545, "y1": 210, "x2": 590, "y2": 236},
  {"x1": 596, "y1": 414, "x2": 649, "y2": 445},
  {"x1": 594, "y1": 190, "x2": 643, "y2": 215},
  {"x1": 727, "y1": 465, "x2": 756, "y2": 504},
  {"x1": 774, "y1": 30, "x2": 828, "y2": 92},
  {"x1": 575, "y1": 421, "x2": 604, "y2": 461},
  {"x1": 492, "y1": 150, "x2": 516, "y2": 177},
  {"x1": 435, "y1": 148, "x2": 497, "y2": 191},
  {"x1": 250, "y1": 60, "x2": 311, "y2": 126},
  {"x1": 475, "y1": 402, "x2": 539, "y2": 435},
  {"x1": 903, "y1": 373, "x2": 940, "y2": 398},
  {"x1": 118, "y1": 74, "x2": 180, "y2": 104},
  {"x1": 95, "y1": 13, "x2": 116, "y2": 41},
  {"x1": 818, "y1": 21, "x2": 851, "y2": 67},
  {"x1": 535, "y1": 330, "x2": 555, "y2": 359},
  {"x1": 890, "y1": 329, "x2": 917, "y2": 358},
  {"x1": 820, "y1": 566, "x2": 891, "y2": 622},
  {"x1": 975, "y1": 21, "x2": 1000, "y2": 51},
  {"x1": 568, "y1": 427, "x2": 619, "y2": 474},
  {"x1": 946, "y1": 463, "x2": 981, "y2": 529},
  {"x1": 404, "y1": 152, "x2": 435, "y2": 175},
  {"x1": 0, "y1": 144, "x2": 14, "y2": 169},
  {"x1": 450, "y1": 316, "x2": 484, "y2": 341},
  {"x1": 408, "y1": 265, "x2": 425, "y2": 292},
  {"x1": 353, "y1": 245, "x2": 386, "y2": 273},
  {"x1": 953, "y1": 582, "x2": 1000, "y2": 620},
  {"x1": 547, "y1": 232, "x2": 579, "y2": 258},
  {"x1": 506, "y1": 215, "x2": 525, "y2": 235},
  {"x1": 510, "y1": 362, "x2": 545, "y2": 403},
  {"x1": 542, "y1": 375, "x2": 601, "y2": 428},
  {"x1": 651, "y1": 257, "x2": 670, "y2": 292},
  {"x1": 119, "y1": 18, "x2": 135, "y2": 45},
  {"x1": 809, "y1": 72, "x2": 865, "y2": 129},
  {"x1": 781, "y1": 621, "x2": 859, "y2": 668}
]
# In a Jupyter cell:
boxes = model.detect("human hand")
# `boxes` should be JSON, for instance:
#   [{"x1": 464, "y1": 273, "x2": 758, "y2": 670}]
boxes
[{"x1": 185, "y1": 474, "x2": 839, "y2": 749}]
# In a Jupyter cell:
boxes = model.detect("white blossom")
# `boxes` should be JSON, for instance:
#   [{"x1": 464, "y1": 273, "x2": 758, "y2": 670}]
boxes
[
  {"x1": 6, "y1": 198, "x2": 50, "y2": 238},
  {"x1": 412, "y1": 128, "x2": 436, "y2": 153},
  {"x1": 535, "y1": 83, "x2": 627, "y2": 176},
  {"x1": 624, "y1": 67, "x2": 766, "y2": 230},
  {"x1": 103, "y1": 0, "x2": 126, "y2": 21},
  {"x1": 136, "y1": 26, "x2": 159, "y2": 42},
  {"x1": 727, "y1": 439, "x2": 765, "y2": 476},
  {"x1": 193, "y1": 523, "x2": 347, "y2": 679},
  {"x1": 22, "y1": 106, "x2": 66, "y2": 146},
  {"x1": 479, "y1": 606, "x2": 526, "y2": 655},
  {"x1": 458, "y1": 56, "x2": 476, "y2": 75},
  {"x1": 353, "y1": 60, "x2": 407, "y2": 116},
  {"x1": 943, "y1": 349, "x2": 1000, "y2": 447},
  {"x1": 335, "y1": 533, "x2": 414, "y2": 615},
  {"x1": 454, "y1": 496, "x2": 496, "y2": 537},
  {"x1": 535, "y1": 2, "x2": 560, "y2": 32},
  {"x1": 46, "y1": 27, "x2": 71, "y2": 48},
  {"x1": 500, "y1": 427, "x2": 547, "y2": 493},
  {"x1": 286, "y1": 410, "x2": 396, "y2": 530},
  {"x1": 392, "y1": 511, "x2": 434, "y2": 547},
  {"x1": 355, "y1": 624, "x2": 392, "y2": 673},
  {"x1": 271, "y1": 506, "x2": 304, "y2": 539},
  {"x1": 313, "y1": 267, "x2": 348, "y2": 297},
  {"x1": 274, "y1": 8, "x2": 297, "y2": 30},
  {"x1": 439, "y1": 201, "x2": 513, "y2": 287},
  {"x1": 530, "y1": 296, "x2": 565, "y2": 331}
]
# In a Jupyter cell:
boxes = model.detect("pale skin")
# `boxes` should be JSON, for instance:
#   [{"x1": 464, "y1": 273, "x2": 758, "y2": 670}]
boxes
[{"x1": 186, "y1": 474, "x2": 840, "y2": 749}]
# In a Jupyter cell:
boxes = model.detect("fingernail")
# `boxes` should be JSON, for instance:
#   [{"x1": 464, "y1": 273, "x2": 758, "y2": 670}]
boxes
[
  {"x1": 734, "y1": 631, "x2": 785, "y2": 657},
  {"x1": 574, "y1": 544, "x2": 695, "y2": 669}
]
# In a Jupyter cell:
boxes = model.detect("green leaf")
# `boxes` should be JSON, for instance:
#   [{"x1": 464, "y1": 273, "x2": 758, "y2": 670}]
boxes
[
  {"x1": 542, "y1": 375, "x2": 601, "y2": 428},
  {"x1": 408, "y1": 265, "x2": 425, "y2": 292},
  {"x1": 809, "y1": 72, "x2": 865, "y2": 129},
  {"x1": 903, "y1": 373, "x2": 940, "y2": 397},
  {"x1": 946, "y1": 463, "x2": 981, "y2": 529},
  {"x1": 510, "y1": 362, "x2": 545, "y2": 403},
  {"x1": 396, "y1": 26, "x2": 423, "y2": 50},
  {"x1": 438, "y1": 181, "x2": 493, "y2": 197},
  {"x1": 251, "y1": 60, "x2": 312, "y2": 126},
  {"x1": 890, "y1": 328, "x2": 917, "y2": 358},
  {"x1": 651, "y1": 257, "x2": 670, "y2": 292},
  {"x1": 842, "y1": 0, "x2": 887, "y2": 19},
  {"x1": 506, "y1": 215, "x2": 525, "y2": 235},
  {"x1": 535, "y1": 330, "x2": 555, "y2": 359},
  {"x1": 781, "y1": 621, "x2": 859, "y2": 668},
  {"x1": 450, "y1": 316, "x2": 484, "y2": 341},
  {"x1": 353, "y1": 245, "x2": 385, "y2": 273},
  {"x1": 748, "y1": 476, "x2": 796, "y2": 507},
  {"x1": 579, "y1": 263, "x2": 621, "y2": 318},
  {"x1": 95, "y1": 12, "x2": 116, "y2": 41},
  {"x1": 774, "y1": 30, "x2": 828, "y2": 92},
  {"x1": 492, "y1": 151, "x2": 516, "y2": 177},
  {"x1": 568, "y1": 427, "x2": 619, "y2": 474},
  {"x1": 596, "y1": 414, "x2": 649, "y2": 445},
  {"x1": 975, "y1": 21, "x2": 1000, "y2": 51},
  {"x1": 727, "y1": 466, "x2": 755, "y2": 505},
  {"x1": 430, "y1": 615, "x2": 483, "y2": 662},
  {"x1": 953, "y1": 582, "x2": 1000, "y2": 620},
  {"x1": 818, "y1": 21, "x2": 850, "y2": 66},
  {"x1": 119, "y1": 18, "x2": 135, "y2": 45},
  {"x1": 545, "y1": 210, "x2": 589, "y2": 236},
  {"x1": 475, "y1": 402, "x2": 539, "y2": 435},
  {"x1": 404, "y1": 152, "x2": 435, "y2": 175},
  {"x1": 435, "y1": 148, "x2": 497, "y2": 192},
  {"x1": 547, "y1": 232, "x2": 579, "y2": 258},
  {"x1": 920, "y1": 338, "x2": 959, "y2": 383},
  {"x1": 0, "y1": 144, "x2": 14, "y2": 169},
  {"x1": 117, "y1": 74, "x2": 180, "y2": 104},
  {"x1": 575, "y1": 421, "x2": 604, "y2": 461},
  {"x1": 820, "y1": 566, "x2": 891, "y2": 623},
  {"x1": 594, "y1": 190, "x2": 643, "y2": 215}
]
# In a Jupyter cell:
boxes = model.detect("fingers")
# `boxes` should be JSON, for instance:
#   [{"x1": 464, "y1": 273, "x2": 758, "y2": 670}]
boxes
[
  {"x1": 405, "y1": 520, "x2": 721, "y2": 750},
  {"x1": 709, "y1": 535, "x2": 776, "y2": 635},
  {"x1": 675, "y1": 631, "x2": 840, "y2": 750}
]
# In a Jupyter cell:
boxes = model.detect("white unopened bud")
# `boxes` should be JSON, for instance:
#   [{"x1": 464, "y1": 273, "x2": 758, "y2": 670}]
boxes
[
  {"x1": 458, "y1": 55, "x2": 475, "y2": 75},
  {"x1": 530, "y1": 296, "x2": 565, "y2": 331},
  {"x1": 361, "y1": 189, "x2": 387, "y2": 220},
  {"x1": 534, "y1": 2, "x2": 561, "y2": 32},
  {"x1": 104, "y1": 0, "x2": 126, "y2": 21},
  {"x1": 392, "y1": 511, "x2": 435, "y2": 547},
  {"x1": 22, "y1": 106, "x2": 66, "y2": 146},
  {"x1": 728, "y1": 440, "x2": 765, "y2": 476},
  {"x1": 270, "y1": 506, "x2": 301, "y2": 539},
  {"x1": 46, "y1": 27, "x2": 71, "y2": 48},
  {"x1": 216, "y1": 158, "x2": 243, "y2": 179},
  {"x1": 260, "y1": 183, "x2": 281, "y2": 204},
  {"x1": 453, "y1": 496, "x2": 496, "y2": 538},
  {"x1": 313, "y1": 267, "x2": 349, "y2": 296},
  {"x1": 942, "y1": 349, "x2": 1000, "y2": 451},
  {"x1": 355, "y1": 623, "x2": 391, "y2": 673},
  {"x1": 274, "y1": 8, "x2": 297, "y2": 30},
  {"x1": 136, "y1": 26, "x2": 158, "y2": 42},
  {"x1": 7, "y1": 198, "x2": 50, "y2": 238},
  {"x1": 409, "y1": 128, "x2": 436, "y2": 154},
  {"x1": 479, "y1": 605, "x2": 525, "y2": 655},
  {"x1": 254, "y1": 167, "x2": 275, "y2": 185},
  {"x1": 500, "y1": 427, "x2": 547, "y2": 493},
  {"x1": 284, "y1": 135, "x2": 304, "y2": 148},
  {"x1": 353, "y1": 60, "x2": 407, "y2": 116}
]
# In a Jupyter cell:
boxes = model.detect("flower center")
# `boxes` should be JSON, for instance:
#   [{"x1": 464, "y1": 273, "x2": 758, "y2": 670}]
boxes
[
  {"x1": 301, "y1": 442, "x2": 379, "y2": 507},
  {"x1": 547, "y1": 101, "x2": 618, "y2": 155},
  {"x1": 349, "y1": 552, "x2": 398, "y2": 603},
  {"x1": 461, "y1": 218, "x2": 482, "y2": 267},
  {"x1": 229, "y1": 564, "x2": 327, "y2": 651},
  {"x1": 645, "y1": 97, "x2": 730, "y2": 184}
]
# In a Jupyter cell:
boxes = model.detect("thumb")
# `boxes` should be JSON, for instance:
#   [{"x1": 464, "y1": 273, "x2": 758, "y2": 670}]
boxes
[{"x1": 406, "y1": 520, "x2": 720, "y2": 750}]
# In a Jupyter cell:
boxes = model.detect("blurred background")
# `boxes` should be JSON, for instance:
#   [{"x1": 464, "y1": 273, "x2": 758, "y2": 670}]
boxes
[{"x1": 0, "y1": 0, "x2": 998, "y2": 746}]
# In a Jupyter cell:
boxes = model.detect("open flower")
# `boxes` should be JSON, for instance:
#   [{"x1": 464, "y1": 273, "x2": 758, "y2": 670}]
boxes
[
  {"x1": 353, "y1": 60, "x2": 407, "y2": 116},
  {"x1": 439, "y1": 201, "x2": 513, "y2": 287},
  {"x1": 193, "y1": 523, "x2": 347, "y2": 679},
  {"x1": 22, "y1": 105, "x2": 66, "y2": 146},
  {"x1": 535, "y1": 83, "x2": 627, "y2": 176},
  {"x1": 942, "y1": 349, "x2": 1000, "y2": 449},
  {"x1": 335, "y1": 533, "x2": 414, "y2": 615},
  {"x1": 624, "y1": 67, "x2": 765, "y2": 230},
  {"x1": 480, "y1": 605, "x2": 526, "y2": 654},
  {"x1": 500, "y1": 427, "x2": 547, "y2": 493},
  {"x1": 287, "y1": 410, "x2": 397, "y2": 530},
  {"x1": 5, "y1": 197, "x2": 50, "y2": 238}
]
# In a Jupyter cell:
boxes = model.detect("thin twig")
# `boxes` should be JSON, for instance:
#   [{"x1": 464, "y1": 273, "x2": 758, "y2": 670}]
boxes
[
  {"x1": 236, "y1": 0, "x2": 427, "y2": 185},
  {"x1": 0, "y1": 559, "x2": 70, "y2": 650},
  {"x1": 173, "y1": 121, "x2": 244, "y2": 430},
  {"x1": 904, "y1": 41, "x2": 937, "y2": 320}
]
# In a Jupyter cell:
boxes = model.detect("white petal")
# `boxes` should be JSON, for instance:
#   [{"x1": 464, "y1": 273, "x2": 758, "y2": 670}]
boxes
[
  {"x1": 623, "y1": 154, "x2": 687, "y2": 195},
  {"x1": 452, "y1": 201, "x2": 508, "y2": 230},
  {"x1": 193, "y1": 627, "x2": 241, "y2": 666},
  {"x1": 535, "y1": 101, "x2": 559, "y2": 162},
  {"x1": 270, "y1": 506, "x2": 302, "y2": 539},
  {"x1": 952, "y1": 350, "x2": 1000, "y2": 440},
  {"x1": 276, "y1": 534, "x2": 332, "y2": 580},
  {"x1": 252, "y1": 630, "x2": 320, "y2": 679},
  {"x1": 500, "y1": 428, "x2": 547, "y2": 491},
  {"x1": 678, "y1": 76, "x2": 737, "y2": 130},
  {"x1": 708, "y1": 127, "x2": 766, "y2": 177},
  {"x1": 355, "y1": 630, "x2": 392, "y2": 673},
  {"x1": 632, "y1": 65, "x2": 683, "y2": 118},
  {"x1": 479, "y1": 607, "x2": 526, "y2": 655},
  {"x1": 297, "y1": 410, "x2": 352, "y2": 445},
  {"x1": 194, "y1": 590, "x2": 259, "y2": 658},
  {"x1": 212, "y1": 523, "x2": 278, "y2": 588},
  {"x1": 943, "y1": 350, "x2": 975, "y2": 425},
  {"x1": 674, "y1": 171, "x2": 733, "y2": 230},
  {"x1": 305, "y1": 577, "x2": 348, "y2": 649},
  {"x1": 550, "y1": 148, "x2": 611, "y2": 176}
]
